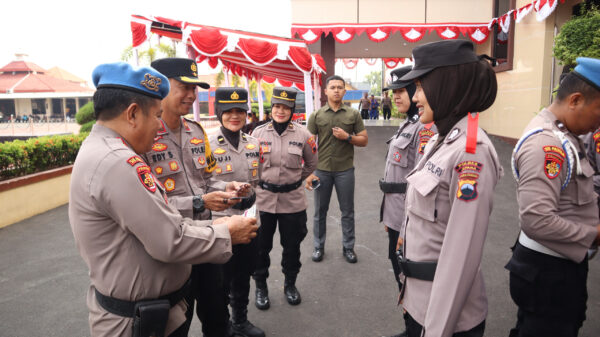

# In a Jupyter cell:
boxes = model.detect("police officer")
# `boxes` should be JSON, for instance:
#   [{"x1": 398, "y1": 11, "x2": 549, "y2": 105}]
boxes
[
  {"x1": 397, "y1": 40, "x2": 502, "y2": 337},
  {"x1": 379, "y1": 66, "x2": 436, "y2": 337},
  {"x1": 69, "y1": 62, "x2": 258, "y2": 337},
  {"x1": 507, "y1": 57, "x2": 600, "y2": 337},
  {"x1": 251, "y1": 87, "x2": 318, "y2": 310},
  {"x1": 145, "y1": 58, "x2": 248, "y2": 337},
  {"x1": 208, "y1": 87, "x2": 265, "y2": 337}
]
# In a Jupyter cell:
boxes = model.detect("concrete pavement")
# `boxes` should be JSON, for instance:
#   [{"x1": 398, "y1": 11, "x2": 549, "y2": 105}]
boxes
[{"x1": 1, "y1": 124, "x2": 600, "y2": 337}]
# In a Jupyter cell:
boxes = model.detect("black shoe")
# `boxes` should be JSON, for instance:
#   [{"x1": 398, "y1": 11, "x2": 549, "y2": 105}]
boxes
[
  {"x1": 231, "y1": 320, "x2": 265, "y2": 337},
  {"x1": 312, "y1": 248, "x2": 324, "y2": 262},
  {"x1": 284, "y1": 284, "x2": 301, "y2": 305},
  {"x1": 343, "y1": 248, "x2": 357, "y2": 263},
  {"x1": 254, "y1": 282, "x2": 270, "y2": 310}
]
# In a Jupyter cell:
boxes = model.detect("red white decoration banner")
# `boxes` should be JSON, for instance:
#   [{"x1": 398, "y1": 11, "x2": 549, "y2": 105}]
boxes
[
  {"x1": 292, "y1": 0, "x2": 565, "y2": 45},
  {"x1": 338, "y1": 58, "x2": 411, "y2": 70}
]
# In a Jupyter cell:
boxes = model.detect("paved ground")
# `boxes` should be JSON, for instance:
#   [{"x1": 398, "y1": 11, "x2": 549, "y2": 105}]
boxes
[{"x1": 1, "y1": 124, "x2": 600, "y2": 337}]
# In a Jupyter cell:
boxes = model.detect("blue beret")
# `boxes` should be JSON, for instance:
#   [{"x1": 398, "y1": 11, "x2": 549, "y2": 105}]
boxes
[
  {"x1": 574, "y1": 57, "x2": 600, "y2": 91},
  {"x1": 92, "y1": 62, "x2": 170, "y2": 99}
]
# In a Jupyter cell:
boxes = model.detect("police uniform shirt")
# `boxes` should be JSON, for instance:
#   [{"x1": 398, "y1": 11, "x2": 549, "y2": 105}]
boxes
[
  {"x1": 251, "y1": 122, "x2": 318, "y2": 213},
  {"x1": 143, "y1": 117, "x2": 227, "y2": 220},
  {"x1": 382, "y1": 117, "x2": 436, "y2": 231},
  {"x1": 69, "y1": 124, "x2": 232, "y2": 336},
  {"x1": 514, "y1": 108, "x2": 598, "y2": 262},
  {"x1": 584, "y1": 128, "x2": 600, "y2": 196},
  {"x1": 401, "y1": 115, "x2": 503, "y2": 337},
  {"x1": 209, "y1": 129, "x2": 261, "y2": 218}
]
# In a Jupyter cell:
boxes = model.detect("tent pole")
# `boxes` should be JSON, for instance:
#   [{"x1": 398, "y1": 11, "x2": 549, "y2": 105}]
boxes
[
  {"x1": 257, "y1": 77, "x2": 264, "y2": 121},
  {"x1": 304, "y1": 72, "x2": 313, "y2": 121}
]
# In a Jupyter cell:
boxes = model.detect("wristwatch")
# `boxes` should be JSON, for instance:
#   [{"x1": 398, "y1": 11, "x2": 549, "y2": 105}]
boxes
[
  {"x1": 346, "y1": 135, "x2": 352, "y2": 142},
  {"x1": 193, "y1": 195, "x2": 205, "y2": 213}
]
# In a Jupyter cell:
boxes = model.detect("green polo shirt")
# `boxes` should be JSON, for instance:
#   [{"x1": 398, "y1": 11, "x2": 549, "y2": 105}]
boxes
[{"x1": 307, "y1": 103, "x2": 365, "y2": 172}]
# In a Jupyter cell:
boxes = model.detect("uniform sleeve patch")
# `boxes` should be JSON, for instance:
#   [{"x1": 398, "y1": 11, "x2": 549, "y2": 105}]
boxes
[
  {"x1": 307, "y1": 136, "x2": 317, "y2": 154},
  {"x1": 418, "y1": 129, "x2": 435, "y2": 154},
  {"x1": 127, "y1": 156, "x2": 143, "y2": 166},
  {"x1": 455, "y1": 160, "x2": 483, "y2": 202},
  {"x1": 543, "y1": 145, "x2": 565, "y2": 179},
  {"x1": 593, "y1": 131, "x2": 600, "y2": 153},
  {"x1": 136, "y1": 165, "x2": 156, "y2": 193}
]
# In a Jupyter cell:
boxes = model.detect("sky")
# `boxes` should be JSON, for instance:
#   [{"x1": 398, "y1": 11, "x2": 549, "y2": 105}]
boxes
[{"x1": 0, "y1": 0, "x2": 292, "y2": 84}]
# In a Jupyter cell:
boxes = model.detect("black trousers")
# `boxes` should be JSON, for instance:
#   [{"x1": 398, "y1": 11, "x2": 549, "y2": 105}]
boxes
[
  {"x1": 506, "y1": 242, "x2": 588, "y2": 337},
  {"x1": 360, "y1": 109, "x2": 369, "y2": 119},
  {"x1": 253, "y1": 210, "x2": 308, "y2": 280},
  {"x1": 181, "y1": 263, "x2": 229, "y2": 337},
  {"x1": 404, "y1": 312, "x2": 485, "y2": 337},
  {"x1": 223, "y1": 236, "x2": 259, "y2": 321},
  {"x1": 387, "y1": 227, "x2": 402, "y2": 292},
  {"x1": 383, "y1": 107, "x2": 391, "y2": 120}
]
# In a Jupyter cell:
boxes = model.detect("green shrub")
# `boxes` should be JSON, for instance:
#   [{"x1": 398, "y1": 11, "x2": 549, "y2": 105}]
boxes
[
  {"x1": 251, "y1": 102, "x2": 271, "y2": 116},
  {"x1": 0, "y1": 133, "x2": 88, "y2": 181},
  {"x1": 75, "y1": 102, "x2": 95, "y2": 125},
  {"x1": 553, "y1": 5, "x2": 600, "y2": 67},
  {"x1": 80, "y1": 120, "x2": 96, "y2": 133}
]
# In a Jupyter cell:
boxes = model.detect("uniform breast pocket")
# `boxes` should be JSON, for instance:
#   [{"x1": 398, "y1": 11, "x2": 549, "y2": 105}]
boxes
[
  {"x1": 192, "y1": 155, "x2": 208, "y2": 170},
  {"x1": 339, "y1": 118, "x2": 355, "y2": 134},
  {"x1": 260, "y1": 144, "x2": 271, "y2": 167},
  {"x1": 405, "y1": 171, "x2": 440, "y2": 222},
  {"x1": 388, "y1": 137, "x2": 412, "y2": 168},
  {"x1": 159, "y1": 171, "x2": 184, "y2": 195},
  {"x1": 284, "y1": 146, "x2": 303, "y2": 169},
  {"x1": 575, "y1": 159, "x2": 595, "y2": 205}
]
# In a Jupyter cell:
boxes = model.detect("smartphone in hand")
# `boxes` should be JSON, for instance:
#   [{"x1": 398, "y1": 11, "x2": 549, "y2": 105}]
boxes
[{"x1": 311, "y1": 179, "x2": 321, "y2": 190}]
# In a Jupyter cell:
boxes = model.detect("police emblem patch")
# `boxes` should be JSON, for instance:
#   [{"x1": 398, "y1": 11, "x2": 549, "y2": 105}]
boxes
[
  {"x1": 393, "y1": 152, "x2": 401, "y2": 162},
  {"x1": 152, "y1": 143, "x2": 167, "y2": 152},
  {"x1": 127, "y1": 156, "x2": 143, "y2": 166},
  {"x1": 418, "y1": 129, "x2": 435, "y2": 154},
  {"x1": 155, "y1": 166, "x2": 163, "y2": 175},
  {"x1": 140, "y1": 73, "x2": 161, "y2": 92},
  {"x1": 594, "y1": 131, "x2": 600, "y2": 154},
  {"x1": 231, "y1": 91, "x2": 239, "y2": 100},
  {"x1": 215, "y1": 166, "x2": 223, "y2": 174},
  {"x1": 136, "y1": 165, "x2": 156, "y2": 193},
  {"x1": 252, "y1": 160, "x2": 258, "y2": 168},
  {"x1": 454, "y1": 160, "x2": 483, "y2": 202},
  {"x1": 457, "y1": 179, "x2": 478, "y2": 201},
  {"x1": 198, "y1": 156, "x2": 206, "y2": 165},
  {"x1": 226, "y1": 164, "x2": 233, "y2": 172},
  {"x1": 543, "y1": 145, "x2": 565, "y2": 179},
  {"x1": 307, "y1": 136, "x2": 317, "y2": 154},
  {"x1": 164, "y1": 178, "x2": 175, "y2": 192},
  {"x1": 169, "y1": 161, "x2": 179, "y2": 171},
  {"x1": 190, "y1": 138, "x2": 203, "y2": 145}
]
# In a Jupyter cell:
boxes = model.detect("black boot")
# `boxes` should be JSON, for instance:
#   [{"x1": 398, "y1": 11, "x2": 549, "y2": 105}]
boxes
[
  {"x1": 254, "y1": 279, "x2": 270, "y2": 310},
  {"x1": 284, "y1": 275, "x2": 301, "y2": 305},
  {"x1": 231, "y1": 306, "x2": 265, "y2": 337}
]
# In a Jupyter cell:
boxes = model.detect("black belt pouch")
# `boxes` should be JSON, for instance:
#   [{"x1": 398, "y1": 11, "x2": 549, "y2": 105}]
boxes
[{"x1": 132, "y1": 299, "x2": 170, "y2": 337}]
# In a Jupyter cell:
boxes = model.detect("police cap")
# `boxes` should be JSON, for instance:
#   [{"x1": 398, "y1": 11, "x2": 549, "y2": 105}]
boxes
[
  {"x1": 401, "y1": 40, "x2": 479, "y2": 81},
  {"x1": 92, "y1": 62, "x2": 170, "y2": 99},
  {"x1": 271, "y1": 87, "x2": 297, "y2": 108},
  {"x1": 573, "y1": 57, "x2": 600, "y2": 92},
  {"x1": 151, "y1": 58, "x2": 210, "y2": 89},
  {"x1": 215, "y1": 87, "x2": 249, "y2": 112}
]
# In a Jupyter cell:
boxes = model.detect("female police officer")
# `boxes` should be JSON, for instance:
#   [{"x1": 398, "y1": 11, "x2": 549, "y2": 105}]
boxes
[
  {"x1": 396, "y1": 40, "x2": 502, "y2": 337},
  {"x1": 251, "y1": 87, "x2": 318, "y2": 310},
  {"x1": 379, "y1": 65, "x2": 436, "y2": 337},
  {"x1": 208, "y1": 88, "x2": 265, "y2": 337}
]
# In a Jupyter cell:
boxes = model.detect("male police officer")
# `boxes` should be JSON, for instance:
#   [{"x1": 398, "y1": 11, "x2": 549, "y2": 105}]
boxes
[
  {"x1": 145, "y1": 58, "x2": 248, "y2": 337},
  {"x1": 507, "y1": 57, "x2": 600, "y2": 337},
  {"x1": 69, "y1": 62, "x2": 258, "y2": 337}
]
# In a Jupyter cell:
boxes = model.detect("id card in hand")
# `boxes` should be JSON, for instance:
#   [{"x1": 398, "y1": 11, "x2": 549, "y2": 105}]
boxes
[{"x1": 244, "y1": 204, "x2": 257, "y2": 218}]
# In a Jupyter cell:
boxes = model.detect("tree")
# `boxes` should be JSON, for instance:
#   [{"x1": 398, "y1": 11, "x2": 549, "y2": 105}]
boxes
[
  {"x1": 121, "y1": 40, "x2": 176, "y2": 65},
  {"x1": 365, "y1": 70, "x2": 382, "y2": 95},
  {"x1": 553, "y1": 4, "x2": 600, "y2": 67}
]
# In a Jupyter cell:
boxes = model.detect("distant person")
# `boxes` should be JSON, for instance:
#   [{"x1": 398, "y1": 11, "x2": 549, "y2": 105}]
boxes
[
  {"x1": 358, "y1": 92, "x2": 370, "y2": 119},
  {"x1": 242, "y1": 111, "x2": 260, "y2": 134},
  {"x1": 382, "y1": 90, "x2": 392, "y2": 120},
  {"x1": 69, "y1": 62, "x2": 257, "y2": 336},
  {"x1": 369, "y1": 94, "x2": 380, "y2": 120},
  {"x1": 305, "y1": 75, "x2": 368, "y2": 264}
]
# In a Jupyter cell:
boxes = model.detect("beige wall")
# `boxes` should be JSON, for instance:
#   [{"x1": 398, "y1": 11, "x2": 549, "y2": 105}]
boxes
[
  {"x1": 14, "y1": 98, "x2": 32, "y2": 117},
  {"x1": 0, "y1": 173, "x2": 71, "y2": 228},
  {"x1": 480, "y1": 0, "x2": 579, "y2": 138},
  {"x1": 292, "y1": 0, "x2": 490, "y2": 24}
]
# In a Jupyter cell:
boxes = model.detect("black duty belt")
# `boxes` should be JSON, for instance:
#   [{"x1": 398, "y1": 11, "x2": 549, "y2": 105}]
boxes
[
  {"x1": 95, "y1": 279, "x2": 191, "y2": 318},
  {"x1": 379, "y1": 179, "x2": 407, "y2": 194},
  {"x1": 396, "y1": 250, "x2": 437, "y2": 281},
  {"x1": 258, "y1": 179, "x2": 302, "y2": 193}
]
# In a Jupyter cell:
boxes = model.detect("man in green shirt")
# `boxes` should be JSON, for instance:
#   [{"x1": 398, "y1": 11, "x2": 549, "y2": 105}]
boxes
[{"x1": 305, "y1": 75, "x2": 368, "y2": 263}]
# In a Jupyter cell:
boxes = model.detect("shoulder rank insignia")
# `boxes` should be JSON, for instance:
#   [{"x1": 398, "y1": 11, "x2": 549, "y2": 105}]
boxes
[
  {"x1": 455, "y1": 161, "x2": 483, "y2": 202},
  {"x1": 183, "y1": 119, "x2": 191, "y2": 132},
  {"x1": 190, "y1": 137, "x2": 203, "y2": 145},
  {"x1": 242, "y1": 134, "x2": 248, "y2": 141},
  {"x1": 214, "y1": 148, "x2": 226, "y2": 155},
  {"x1": 164, "y1": 178, "x2": 175, "y2": 192},
  {"x1": 246, "y1": 143, "x2": 256, "y2": 150},
  {"x1": 218, "y1": 136, "x2": 226, "y2": 145},
  {"x1": 137, "y1": 165, "x2": 156, "y2": 193},
  {"x1": 127, "y1": 156, "x2": 143, "y2": 166},
  {"x1": 543, "y1": 145, "x2": 565, "y2": 179},
  {"x1": 169, "y1": 161, "x2": 179, "y2": 171},
  {"x1": 157, "y1": 120, "x2": 167, "y2": 135},
  {"x1": 152, "y1": 143, "x2": 167, "y2": 152}
]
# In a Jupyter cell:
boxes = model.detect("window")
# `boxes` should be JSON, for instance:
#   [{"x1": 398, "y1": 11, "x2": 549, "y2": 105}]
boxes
[{"x1": 492, "y1": 0, "x2": 515, "y2": 72}]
